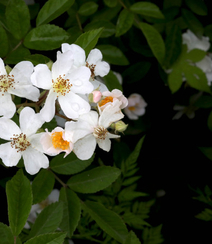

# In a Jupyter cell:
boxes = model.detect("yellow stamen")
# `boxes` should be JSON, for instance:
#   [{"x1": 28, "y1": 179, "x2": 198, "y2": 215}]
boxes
[
  {"x1": 51, "y1": 131, "x2": 69, "y2": 150},
  {"x1": 98, "y1": 96, "x2": 113, "y2": 107}
]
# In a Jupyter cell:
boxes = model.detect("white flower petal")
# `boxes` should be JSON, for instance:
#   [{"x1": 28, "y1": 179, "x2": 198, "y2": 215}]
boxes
[
  {"x1": 47, "y1": 189, "x2": 59, "y2": 203},
  {"x1": 66, "y1": 66, "x2": 93, "y2": 94},
  {"x1": 0, "y1": 117, "x2": 21, "y2": 140},
  {"x1": 87, "y1": 49, "x2": 103, "y2": 64},
  {"x1": 0, "y1": 92, "x2": 16, "y2": 118},
  {"x1": 97, "y1": 136, "x2": 111, "y2": 152},
  {"x1": 10, "y1": 61, "x2": 34, "y2": 85},
  {"x1": 95, "y1": 61, "x2": 110, "y2": 77},
  {"x1": 74, "y1": 134, "x2": 96, "y2": 160},
  {"x1": 0, "y1": 58, "x2": 7, "y2": 75},
  {"x1": 61, "y1": 43, "x2": 85, "y2": 67},
  {"x1": 58, "y1": 92, "x2": 90, "y2": 119},
  {"x1": 40, "y1": 90, "x2": 57, "y2": 122},
  {"x1": 31, "y1": 64, "x2": 53, "y2": 89},
  {"x1": 52, "y1": 51, "x2": 73, "y2": 80},
  {"x1": 23, "y1": 147, "x2": 49, "y2": 175},
  {"x1": 65, "y1": 120, "x2": 92, "y2": 143},
  {"x1": 0, "y1": 142, "x2": 21, "y2": 167},
  {"x1": 29, "y1": 133, "x2": 46, "y2": 152},
  {"x1": 20, "y1": 107, "x2": 44, "y2": 136},
  {"x1": 99, "y1": 100, "x2": 124, "y2": 128},
  {"x1": 9, "y1": 84, "x2": 40, "y2": 102},
  {"x1": 92, "y1": 79, "x2": 109, "y2": 93}
]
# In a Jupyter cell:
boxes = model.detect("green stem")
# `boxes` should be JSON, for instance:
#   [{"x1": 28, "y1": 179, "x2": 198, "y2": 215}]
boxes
[
  {"x1": 76, "y1": 13, "x2": 83, "y2": 32},
  {"x1": 48, "y1": 168, "x2": 68, "y2": 188}
]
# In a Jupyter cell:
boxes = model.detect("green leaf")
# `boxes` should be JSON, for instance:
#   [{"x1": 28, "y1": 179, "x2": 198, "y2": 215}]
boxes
[
  {"x1": 82, "y1": 200, "x2": 128, "y2": 243},
  {"x1": 185, "y1": 0, "x2": 207, "y2": 16},
  {"x1": 168, "y1": 67, "x2": 183, "y2": 93},
  {"x1": 25, "y1": 232, "x2": 66, "y2": 244},
  {"x1": 116, "y1": 9, "x2": 134, "y2": 37},
  {"x1": 0, "y1": 223, "x2": 14, "y2": 244},
  {"x1": 124, "y1": 230, "x2": 141, "y2": 244},
  {"x1": 5, "y1": 0, "x2": 30, "y2": 40},
  {"x1": 195, "y1": 208, "x2": 212, "y2": 221},
  {"x1": 50, "y1": 153, "x2": 94, "y2": 175},
  {"x1": 84, "y1": 20, "x2": 116, "y2": 38},
  {"x1": 182, "y1": 8, "x2": 203, "y2": 37},
  {"x1": 36, "y1": 0, "x2": 75, "y2": 26},
  {"x1": 4, "y1": 45, "x2": 31, "y2": 65},
  {"x1": 32, "y1": 169, "x2": 55, "y2": 204},
  {"x1": 183, "y1": 65, "x2": 210, "y2": 93},
  {"x1": 25, "y1": 54, "x2": 51, "y2": 65},
  {"x1": 139, "y1": 22, "x2": 165, "y2": 66},
  {"x1": 118, "y1": 186, "x2": 148, "y2": 202},
  {"x1": 103, "y1": 70, "x2": 123, "y2": 91},
  {"x1": 103, "y1": 0, "x2": 117, "y2": 8},
  {"x1": 164, "y1": 24, "x2": 182, "y2": 68},
  {"x1": 74, "y1": 28, "x2": 103, "y2": 56},
  {"x1": 142, "y1": 225, "x2": 164, "y2": 244},
  {"x1": 96, "y1": 44, "x2": 129, "y2": 65},
  {"x1": 130, "y1": 2, "x2": 164, "y2": 19},
  {"x1": 185, "y1": 49, "x2": 206, "y2": 62},
  {"x1": 78, "y1": 1, "x2": 98, "y2": 16},
  {"x1": 92, "y1": 4, "x2": 121, "y2": 21},
  {"x1": 67, "y1": 166, "x2": 121, "y2": 193},
  {"x1": 124, "y1": 137, "x2": 145, "y2": 171},
  {"x1": 6, "y1": 169, "x2": 32, "y2": 236},
  {"x1": 24, "y1": 24, "x2": 69, "y2": 50},
  {"x1": 0, "y1": 25, "x2": 8, "y2": 57},
  {"x1": 28, "y1": 202, "x2": 63, "y2": 239},
  {"x1": 59, "y1": 188, "x2": 81, "y2": 238},
  {"x1": 122, "y1": 61, "x2": 151, "y2": 84}
]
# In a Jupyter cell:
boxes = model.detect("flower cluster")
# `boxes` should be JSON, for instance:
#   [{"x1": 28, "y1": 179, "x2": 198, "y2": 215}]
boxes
[
  {"x1": 182, "y1": 29, "x2": 212, "y2": 85},
  {"x1": 0, "y1": 44, "x2": 129, "y2": 175}
]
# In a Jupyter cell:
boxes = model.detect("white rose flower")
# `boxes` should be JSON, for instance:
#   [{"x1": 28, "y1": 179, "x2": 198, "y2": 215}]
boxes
[
  {"x1": 0, "y1": 58, "x2": 40, "y2": 118},
  {"x1": 40, "y1": 126, "x2": 73, "y2": 158},
  {"x1": 98, "y1": 89, "x2": 128, "y2": 112},
  {"x1": 0, "y1": 107, "x2": 49, "y2": 175},
  {"x1": 64, "y1": 100, "x2": 124, "y2": 160},
  {"x1": 61, "y1": 43, "x2": 110, "y2": 80},
  {"x1": 31, "y1": 50, "x2": 93, "y2": 122},
  {"x1": 182, "y1": 29, "x2": 210, "y2": 52},
  {"x1": 124, "y1": 93, "x2": 147, "y2": 120}
]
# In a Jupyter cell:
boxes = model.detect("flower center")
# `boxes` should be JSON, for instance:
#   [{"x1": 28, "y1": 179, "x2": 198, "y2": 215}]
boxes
[
  {"x1": 98, "y1": 96, "x2": 114, "y2": 107},
  {"x1": 51, "y1": 131, "x2": 69, "y2": 150},
  {"x1": 52, "y1": 75, "x2": 72, "y2": 96},
  {"x1": 10, "y1": 133, "x2": 31, "y2": 152},
  {"x1": 86, "y1": 62, "x2": 96, "y2": 80},
  {"x1": 0, "y1": 74, "x2": 15, "y2": 95},
  {"x1": 128, "y1": 106, "x2": 136, "y2": 111},
  {"x1": 93, "y1": 126, "x2": 108, "y2": 140}
]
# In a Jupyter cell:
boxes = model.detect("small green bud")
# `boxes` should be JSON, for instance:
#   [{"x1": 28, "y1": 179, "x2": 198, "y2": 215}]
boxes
[
  {"x1": 115, "y1": 120, "x2": 128, "y2": 132},
  {"x1": 46, "y1": 60, "x2": 53, "y2": 70},
  {"x1": 17, "y1": 106, "x2": 25, "y2": 115},
  {"x1": 5, "y1": 65, "x2": 12, "y2": 74}
]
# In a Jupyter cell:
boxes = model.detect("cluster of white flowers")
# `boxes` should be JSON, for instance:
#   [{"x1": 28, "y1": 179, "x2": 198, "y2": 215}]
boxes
[
  {"x1": 182, "y1": 29, "x2": 212, "y2": 85},
  {"x1": 0, "y1": 44, "x2": 129, "y2": 175}
]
